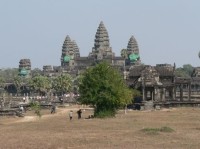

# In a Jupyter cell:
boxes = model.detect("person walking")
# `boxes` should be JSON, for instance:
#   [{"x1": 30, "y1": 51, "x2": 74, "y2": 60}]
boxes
[
  {"x1": 51, "y1": 104, "x2": 56, "y2": 114},
  {"x1": 69, "y1": 110, "x2": 73, "y2": 121},
  {"x1": 77, "y1": 109, "x2": 82, "y2": 119}
]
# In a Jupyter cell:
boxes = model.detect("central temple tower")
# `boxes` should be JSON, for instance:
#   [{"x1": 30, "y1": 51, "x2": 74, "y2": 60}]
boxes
[{"x1": 89, "y1": 21, "x2": 114, "y2": 60}]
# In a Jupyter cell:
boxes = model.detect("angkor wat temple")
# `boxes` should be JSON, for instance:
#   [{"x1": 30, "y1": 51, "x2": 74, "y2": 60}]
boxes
[{"x1": 17, "y1": 21, "x2": 200, "y2": 102}]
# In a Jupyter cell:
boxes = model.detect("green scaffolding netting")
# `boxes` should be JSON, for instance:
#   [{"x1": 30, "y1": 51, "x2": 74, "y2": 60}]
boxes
[
  {"x1": 20, "y1": 68, "x2": 27, "y2": 76},
  {"x1": 129, "y1": 53, "x2": 140, "y2": 62},
  {"x1": 64, "y1": 55, "x2": 71, "y2": 62}
]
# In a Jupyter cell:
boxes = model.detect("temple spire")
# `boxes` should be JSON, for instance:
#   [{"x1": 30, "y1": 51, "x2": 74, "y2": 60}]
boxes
[
  {"x1": 94, "y1": 21, "x2": 110, "y2": 48},
  {"x1": 126, "y1": 35, "x2": 141, "y2": 65},
  {"x1": 61, "y1": 35, "x2": 80, "y2": 66},
  {"x1": 127, "y1": 36, "x2": 139, "y2": 55},
  {"x1": 72, "y1": 40, "x2": 80, "y2": 58},
  {"x1": 89, "y1": 21, "x2": 114, "y2": 59}
]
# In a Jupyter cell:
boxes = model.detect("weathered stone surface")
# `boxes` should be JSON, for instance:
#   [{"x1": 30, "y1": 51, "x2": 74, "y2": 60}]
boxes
[
  {"x1": 71, "y1": 40, "x2": 80, "y2": 58},
  {"x1": 127, "y1": 36, "x2": 139, "y2": 55},
  {"x1": 89, "y1": 21, "x2": 114, "y2": 60},
  {"x1": 126, "y1": 36, "x2": 141, "y2": 65},
  {"x1": 61, "y1": 35, "x2": 80, "y2": 66},
  {"x1": 18, "y1": 59, "x2": 31, "y2": 77}
]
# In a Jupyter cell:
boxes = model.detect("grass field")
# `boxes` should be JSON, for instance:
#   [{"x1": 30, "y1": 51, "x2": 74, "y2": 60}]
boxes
[{"x1": 0, "y1": 106, "x2": 200, "y2": 149}]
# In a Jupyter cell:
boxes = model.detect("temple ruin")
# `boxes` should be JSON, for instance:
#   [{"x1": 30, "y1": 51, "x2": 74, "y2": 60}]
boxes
[{"x1": 13, "y1": 21, "x2": 200, "y2": 103}]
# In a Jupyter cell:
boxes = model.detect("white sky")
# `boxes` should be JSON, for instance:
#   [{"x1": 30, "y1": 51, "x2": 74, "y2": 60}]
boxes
[{"x1": 0, "y1": 0, "x2": 200, "y2": 69}]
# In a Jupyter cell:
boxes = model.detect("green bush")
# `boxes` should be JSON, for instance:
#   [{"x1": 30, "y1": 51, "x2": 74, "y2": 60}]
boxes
[
  {"x1": 141, "y1": 128, "x2": 160, "y2": 135},
  {"x1": 141, "y1": 126, "x2": 174, "y2": 135},
  {"x1": 30, "y1": 101, "x2": 42, "y2": 118},
  {"x1": 94, "y1": 109, "x2": 116, "y2": 118},
  {"x1": 160, "y1": 126, "x2": 174, "y2": 132}
]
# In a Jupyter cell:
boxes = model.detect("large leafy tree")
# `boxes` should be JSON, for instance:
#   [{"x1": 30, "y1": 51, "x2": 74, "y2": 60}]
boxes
[
  {"x1": 78, "y1": 62, "x2": 132, "y2": 118},
  {"x1": 52, "y1": 74, "x2": 72, "y2": 95},
  {"x1": 29, "y1": 75, "x2": 51, "y2": 96}
]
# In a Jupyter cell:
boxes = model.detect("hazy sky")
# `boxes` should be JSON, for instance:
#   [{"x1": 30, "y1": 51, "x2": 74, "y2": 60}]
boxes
[{"x1": 0, "y1": 0, "x2": 200, "y2": 69}]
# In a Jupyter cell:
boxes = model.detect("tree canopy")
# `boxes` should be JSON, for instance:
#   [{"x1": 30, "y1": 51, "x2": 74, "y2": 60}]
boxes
[
  {"x1": 52, "y1": 74, "x2": 72, "y2": 95},
  {"x1": 78, "y1": 62, "x2": 132, "y2": 118},
  {"x1": 29, "y1": 75, "x2": 51, "y2": 96},
  {"x1": 175, "y1": 64, "x2": 194, "y2": 78},
  {"x1": 120, "y1": 49, "x2": 128, "y2": 59}
]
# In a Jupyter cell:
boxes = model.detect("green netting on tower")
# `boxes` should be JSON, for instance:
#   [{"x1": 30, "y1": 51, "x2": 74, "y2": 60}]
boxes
[
  {"x1": 64, "y1": 55, "x2": 71, "y2": 62},
  {"x1": 129, "y1": 53, "x2": 140, "y2": 62},
  {"x1": 19, "y1": 68, "x2": 27, "y2": 76}
]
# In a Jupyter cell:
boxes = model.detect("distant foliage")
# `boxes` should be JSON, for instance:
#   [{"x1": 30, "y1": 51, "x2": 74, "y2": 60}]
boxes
[
  {"x1": 78, "y1": 62, "x2": 132, "y2": 118},
  {"x1": 30, "y1": 101, "x2": 42, "y2": 117},
  {"x1": 29, "y1": 75, "x2": 51, "y2": 96},
  {"x1": 120, "y1": 49, "x2": 128, "y2": 59},
  {"x1": 0, "y1": 68, "x2": 18, "y2": 82},
  {"x1": 52, "y1": 74, "x2": 72, "y2": 95},
  {"x1": 175, "y1": 64, "x2": 194, "y2": 78},
  {"x1": 31, "y1": 68, "x2": 43, "y2": 77}
]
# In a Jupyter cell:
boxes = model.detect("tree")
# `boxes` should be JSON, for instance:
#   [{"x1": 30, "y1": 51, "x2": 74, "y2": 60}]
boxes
[
  {"x1": 183, "y1": 64, "x2": 194, "y2": 76},
  {"x1": 30, "y1": 101, "x2": 42, "y2": 118},
  {"x1": 0, "y1": 68, "x2": 18, "y2": 82},
  {"x1": 0, "y1": 77, "x2": 5, "y2": 94},
  {"x1": 29, "y1": 75, "x2": 51, "y2": 96},
  {"x1": 78, "y1": 62, "x2": 132, "y2": 118},
  {"x1": 175, "y1": 64, "x2": 194, "y2": 78},
  {"x1": 13, "y1": 76, "x2": 23, "y2": 96},
  {"x1": 52, "y1": 74, "x2": 72, "y2": 95},
  {"x1": 72, "y1": 75, "x2": 83, "y2": 94},
  {"x1": 120, "y1": 49, "x2": 128, "y2": 59},
  {"x1": 31, "y1": 68, "x2": 42, "y2": 77}
]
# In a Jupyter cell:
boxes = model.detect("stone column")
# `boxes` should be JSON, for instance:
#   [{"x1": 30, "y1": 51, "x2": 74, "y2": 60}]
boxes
[
  {"x1": 180, "y1": 84, "x2": 183, "y2": 101},
  {"x1": 173, "y1": 85, "x2": 176, "y2": 100},
  {"x1": 154, "y1": 88, "x2": 158, "y2": 101},
  {"x1": 162, "y1": 88, "x2": 166, "y2": 101},
  {"x1": 151, "y1": 91, "x2": 154, "y2": 101},
  {"x1": 188, "y1": 83, "x2": 191, "y2": 101}
]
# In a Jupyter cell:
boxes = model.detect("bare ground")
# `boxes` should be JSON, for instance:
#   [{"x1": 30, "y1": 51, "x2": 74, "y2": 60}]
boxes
[{"x1": 0, "y1": 107, "x2": 200, "y2": 149}]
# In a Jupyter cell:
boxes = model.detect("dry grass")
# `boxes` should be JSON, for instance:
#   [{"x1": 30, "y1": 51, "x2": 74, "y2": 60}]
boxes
[{"x1": 0, "y1": 107, "x2": 200, "y2": 149}]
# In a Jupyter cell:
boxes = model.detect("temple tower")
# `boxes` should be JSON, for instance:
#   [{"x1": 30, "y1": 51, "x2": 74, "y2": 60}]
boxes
[
  {"x1": 89, "y1": 21, "x2": 114, "y2": 60},
  {"x1": 18, "y1": 59, "x2": 31, "y2": 77},
  {"x1": 126, "y1": 36, "x2": 141, "y2": 65},
  {"x1": 72, "y1": 40, "x2": 80, "y2": 58},
  {"x1": 61, "y1": 35, "x2": 80, "y2": 66}
]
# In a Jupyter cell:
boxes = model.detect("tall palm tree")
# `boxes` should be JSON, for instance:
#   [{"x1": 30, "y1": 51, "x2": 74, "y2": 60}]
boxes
[
  {"x1": 52, "y1": 74, "x2": 72, "y2": 95},
  {"x1": 29, "y1": 75, "x2": 51, "y2": 96},
  {"x1": 13, "y1": 76, "x2": 23, "y2": 96},
  {"x1": 120, "y1": 49, "x2": 128, "y2": 59}
]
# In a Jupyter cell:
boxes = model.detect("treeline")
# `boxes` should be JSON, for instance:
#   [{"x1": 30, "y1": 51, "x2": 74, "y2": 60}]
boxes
[
  {"x1": 0, "y1": 68, "x2": 76, "y2": 96},
  {"x1": 0, "y1": 64, "x2": 196, "y2": 96},
  {"x1": 175, "y1": 64, "x2": 194, "y2": 78}
]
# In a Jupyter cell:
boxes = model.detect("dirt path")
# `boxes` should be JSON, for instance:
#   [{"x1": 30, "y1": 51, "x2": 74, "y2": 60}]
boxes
[
  {"x1": 0, "y1": 107, "x2": 80, "y2": 124},
  {"x1": 17, "y1": 107, "x2": 81, "y2": 123}
]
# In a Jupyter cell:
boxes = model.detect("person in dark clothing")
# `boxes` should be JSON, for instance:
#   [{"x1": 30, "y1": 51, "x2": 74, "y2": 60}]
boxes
[
  {"x1": 77, "y1": 109, "x2": 82, "y2": 119},
  {"x1": 51, "y1": 104, "x2": 56, "y2": 114},
  {"x1": 69, "y1": 110, "x2": 73, "y2": 121}
]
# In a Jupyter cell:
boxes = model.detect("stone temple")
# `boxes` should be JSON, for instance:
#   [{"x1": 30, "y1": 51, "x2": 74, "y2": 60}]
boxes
[
  {"x1": 43, "y1": 21, "x2": 141, "y2": 78},
  {"x1": 16, "y1": 21, "x2": 200, "y2": 102}
]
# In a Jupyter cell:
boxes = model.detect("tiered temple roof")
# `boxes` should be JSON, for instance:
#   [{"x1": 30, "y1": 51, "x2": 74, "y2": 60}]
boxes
[
  {"x1": 71, "y1": 40, "x2": 80, "y2": 58},
  {"x1": 18, "y1": 59, "x2": 31, "y2": 77},
  {"x1": 61, "y1": 35, "x2": 80, "y2": 66},
  {"x1": 89, "y1": 21, "x2": 114, "y2": 60},
  {"x1": 127, "y1": 36, "x2": 139, "y2": 55}
]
